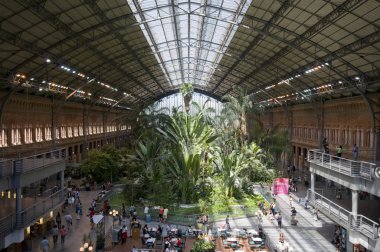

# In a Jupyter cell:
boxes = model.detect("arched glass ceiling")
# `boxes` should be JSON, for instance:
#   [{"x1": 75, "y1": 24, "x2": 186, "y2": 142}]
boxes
[
  {"x1": 128, "y1": 0, "x2": 252, "y2": 87},
  {"x1": 154, "y1": 92, "x2": 222, "y2": 116}
]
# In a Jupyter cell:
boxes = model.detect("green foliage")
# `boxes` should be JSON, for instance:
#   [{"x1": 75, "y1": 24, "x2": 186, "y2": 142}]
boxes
[
  {"x1": 80, "y1": 149, "x2": 116, "y2": 183},
  {"x1": 180, "y1": 83, "x2": 194, "y2": 98},
  {"x1": 190, "y1": 238, "x2": 215, "y2": 252}
]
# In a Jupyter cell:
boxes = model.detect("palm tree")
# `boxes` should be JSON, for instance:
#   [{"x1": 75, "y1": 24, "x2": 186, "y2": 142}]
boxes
[
  {"x1": 157, "y1": 109, "x2": 218, "y2": 203},
  {"x1": 221, "y1": 86, "x2": 253, "y2": 146},
  {"x1": 180, "y1": 83, "x2": 194, "y2": 114},
  {"x1": 215, "y1": 148, "x2": 246, "y2": 197},
  {"x1": 251, "y1": 119, "x2": 290, "y2": 169}
]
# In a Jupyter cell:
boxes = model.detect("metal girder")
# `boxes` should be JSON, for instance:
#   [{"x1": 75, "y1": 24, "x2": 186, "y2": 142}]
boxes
[
  {"x1": 84, "y1": 0, "x2": 167, "y2": 93},
  {"x1": 211, "y1": 0, "x2": 295, "y2": 92},
  {"x1": 221, "y1": 0, "x2": 366, "y2": 96},
  {"x1": 192, "y1": 1, "x2": 207, "y2": 85},
  {"x1": 12, "y1": 0, "x2": 153, "y2": 100},
  {"x1": 221, "y1": 0, "x2": 373, "y2": 96},
  {"x1": 171, "y1": 0, "x2": 185, "y2": 84}
]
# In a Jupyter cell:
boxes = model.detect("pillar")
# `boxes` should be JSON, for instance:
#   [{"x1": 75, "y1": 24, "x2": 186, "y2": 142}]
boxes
[
  {"x1": 351, "y1": 189, "x2": 359, "y2": 229},
  {"x1": 310, "y1": 172, "x2": 315, "y2": 192},
  {"x1": 13, "y1": 159, "x2": 23, "y2": 228},
  {"x1": 83, "y1": 106, "x2": 89, "y2": 160},
  {"x1": 60, "y1": 170, "x2": 64, "y2": 200},
  {"x1": 295, "y1": 146, "x2": 300, "y2": 169},
  {"x1": 352, "y1": 190, "x2": 358, "y2": 217}
]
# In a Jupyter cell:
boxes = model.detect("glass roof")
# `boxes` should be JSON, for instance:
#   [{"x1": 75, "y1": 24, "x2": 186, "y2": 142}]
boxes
[{"x1": 128, "y1": 0, "x2": 252, "y2": 87}]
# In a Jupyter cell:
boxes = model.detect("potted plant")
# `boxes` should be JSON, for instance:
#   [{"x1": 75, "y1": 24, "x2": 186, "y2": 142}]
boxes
[
  {"x1": 190, "y1": 238, "x2": 215, "y2": 252},
  {"x1": 180, "y1": 83, "x2": 194, "y2": 113}
]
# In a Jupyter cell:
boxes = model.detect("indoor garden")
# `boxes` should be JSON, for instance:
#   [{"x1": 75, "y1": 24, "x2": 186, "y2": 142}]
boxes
[{"x1": 80, "y1": 84, "x2": 289, "y2": 217}]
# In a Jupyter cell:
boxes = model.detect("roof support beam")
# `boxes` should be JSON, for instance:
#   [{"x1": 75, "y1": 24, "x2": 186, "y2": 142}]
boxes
[
  {"x1": 212, "y1": 0, "x2": 295, "y2": 92},
  {"x1": 171, "y1": 0, "x2": 185, "y2": 84},
  {"x1": 12, "y1": 0, "x2": 152, "y2": 99}
]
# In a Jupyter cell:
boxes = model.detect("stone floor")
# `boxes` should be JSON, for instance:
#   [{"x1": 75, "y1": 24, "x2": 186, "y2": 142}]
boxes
[{"x1": 23, "y1": 176, "x2": 351, "y2": 252}]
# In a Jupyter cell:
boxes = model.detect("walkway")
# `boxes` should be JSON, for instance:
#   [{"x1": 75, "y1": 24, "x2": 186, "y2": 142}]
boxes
[{"x1": 30, "y1": 189, "x2": 114, "y2": 252}]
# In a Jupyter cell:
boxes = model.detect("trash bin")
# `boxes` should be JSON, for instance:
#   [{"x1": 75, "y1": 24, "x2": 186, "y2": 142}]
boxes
[
  {"x1": 146, "y1": 213, "x2": 151, "y2": 223},
  {"x1": 112, "y1": 228, "x2": 120, "y2": 244}
]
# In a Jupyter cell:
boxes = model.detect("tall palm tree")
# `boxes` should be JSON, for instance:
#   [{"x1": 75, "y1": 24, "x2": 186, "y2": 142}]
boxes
[
  {"x1": 180, "y1": 83, "x2": 194, "y2": 114},
  {"x1": 221, "y1": 86, "x2": 253, "y2": 146}
]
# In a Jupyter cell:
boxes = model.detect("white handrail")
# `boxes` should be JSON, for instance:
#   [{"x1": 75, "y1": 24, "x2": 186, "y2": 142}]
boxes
[
  {"x1": 308, "y1": 189, "x2": 379, "y2": 239},
  {"x1": 308, "y1": 149, "x2": 375, "y2": 181},
  {"x1": 0, "y1": 148, "x2": 65, "y2": 176}
]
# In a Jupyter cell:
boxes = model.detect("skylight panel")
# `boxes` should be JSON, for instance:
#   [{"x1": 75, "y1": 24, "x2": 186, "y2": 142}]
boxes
[{"x1": 127, "y1": 0, "x2": 252, "y2": 87}]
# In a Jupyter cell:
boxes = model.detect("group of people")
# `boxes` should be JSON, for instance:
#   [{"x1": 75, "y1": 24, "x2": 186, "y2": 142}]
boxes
[{"x1": 323, "y1": 137, "x2": 359, "y2": 160}]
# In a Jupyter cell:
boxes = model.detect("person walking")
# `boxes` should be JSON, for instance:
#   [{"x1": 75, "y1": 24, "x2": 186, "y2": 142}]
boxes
[
  {"x1": 56, "y1": 212, "x2": 61, "y2": 229},
  {"x1": 353, "y1": 143, "x2": 358, "y2": 160},
  {"x1": 225, "y1": 215, "x2": 231, "y2": 230},
  {"x1": 337, "y1": 145, "x2": 343, "y2": 157},
  {"x1": 60, "y1": 225, "x2": 67, "y2": 246},
  {"x1": 313, "y1": 207, "x2": 319, "y2": 221},
  {"x1": 64, "y1": 213, "x2": 73, "y2": 231},
  {"x1": 52, "y1": 224, "x2": 59, "y2": 246},
  {"x1": 279, "y1": 232, "x2": 285, "y2": 243},
  {"x1": 40, "y1": 236, "x2": 50, "y2": 252},
  {"x1": 277, "y1": 212, "x2": 282, "y2": 229}
]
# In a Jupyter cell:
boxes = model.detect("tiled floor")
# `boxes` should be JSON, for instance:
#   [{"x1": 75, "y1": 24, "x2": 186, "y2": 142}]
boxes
[{"x1": 22, "y1": 174, "x2": 366, "y2": 252}]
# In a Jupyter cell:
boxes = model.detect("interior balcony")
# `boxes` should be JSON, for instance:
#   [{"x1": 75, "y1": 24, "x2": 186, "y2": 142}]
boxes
[{"x1": 307, "y1": 149, "x2": 379, "y2": 196}]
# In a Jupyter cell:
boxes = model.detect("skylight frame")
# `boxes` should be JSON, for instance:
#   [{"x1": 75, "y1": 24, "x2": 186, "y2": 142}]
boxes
[{"x1": 128, "y1": 0, "x2": 252, "y2": 87}]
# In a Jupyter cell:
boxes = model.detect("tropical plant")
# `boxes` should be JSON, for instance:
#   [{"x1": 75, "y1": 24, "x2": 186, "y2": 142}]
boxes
[
  {"x1": 251, "y1": 119, "x2": 290, "y2": 169},
  {"x1": 180, "y1": 83, "x2": 194, "y2": 113},
  {"x1": 215, "y1": 148, "x2": 247, "y2": 198},
  {"x1": 80, "y1": 149, "x2": 118, "y2": 183},
  {"x1": 157, "y1": 108, "x2": 218, "y2": 203},
  {"x1": 190, "y1": 238, "x2": 215, "y2": 252},
  {"x1": 221, "y1": 85, "x2": 253, "y2": 146}
]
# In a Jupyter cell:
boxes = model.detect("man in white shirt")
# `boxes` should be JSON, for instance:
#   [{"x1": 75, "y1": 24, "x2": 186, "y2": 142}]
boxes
[{"x1": 144, "y1": 205, "x2": 149, "y2": 220}]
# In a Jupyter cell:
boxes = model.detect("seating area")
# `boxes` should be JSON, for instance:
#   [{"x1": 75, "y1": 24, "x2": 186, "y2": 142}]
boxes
[{"x1": 215, "y1": 228, "x2": 266, "y2": 251}]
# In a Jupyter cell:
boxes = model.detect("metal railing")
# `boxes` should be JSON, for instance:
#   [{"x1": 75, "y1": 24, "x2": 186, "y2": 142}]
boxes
[
  {"x1": 0, "y1": 149, "x2": 65, "y2": 177},
  {"x1": 308, "y1": 149, "x2": 375, "y2": 181},
  {"x1": 307, "y1": 189, "x2": 379, "y2": 239},
  {"x1": 0, "y1": 188, "x2": 66, "y2": 239}
]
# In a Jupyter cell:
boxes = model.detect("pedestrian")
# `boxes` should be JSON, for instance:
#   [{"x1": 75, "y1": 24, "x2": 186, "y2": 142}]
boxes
[
  {"x1": 225, "y1": 215, "x2": 230, "y2": 230},
  {"x1": 289, "y1": 197, "x2": 293, "y2": 207},
  {"x1": 64, "y1": 214, "x2": 72, "y2": 231},
  {"x1": 353, "y1": 143, "x2": 358, "y2": 160},
  {"x1": 277, "y1": 212, "x2": 282, "y2": 229},
  {"x1": 52, "y1": 224, "x2": 59, "y2": 246},
  {"x1": 292, "y1": 165, "x2": 296, "y2": 174},
  {"x1": 313, "y1": 207, "x2": 319, "y2": 221},
  {"x1": 323, "y1": 137, "x2": 329, "y2": 153},
  {"x1": 144, "y1": 205, "x2": 149, "y2": 219},
  {"x1": 40, "y1": 236, "x2": 49, "y2": 252},
  {"x1": 121, "y1": 225, "x2": 128, "y2": 244},
  {"x1": 279, "y1": 232, "x2": 285, "y2": 243},
  {"x1": 56, "y1": 212, "x2": 61, "y2": 229},
  {"x1": 337, "y1": 145, "x2": 343, "y2": 157},
  {"x1": 159, "y1": 206, "x2": 164, "y2": 222},
  {"x1": 60, "y1": 225, "x2": 67, "y2": 245},
  {"x1": 287, "y1": 166, "x2": 291, "y2": 176}
]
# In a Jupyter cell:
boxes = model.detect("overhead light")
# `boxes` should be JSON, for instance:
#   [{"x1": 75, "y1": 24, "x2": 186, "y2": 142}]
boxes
[
  {"x1": 355, "y1": 76, "x2": 360, "y2": 80},
  {"x1": 30, "y1": 77, "x2": 34, "y2": 81},
  {"x1": 123, "y1": 92, "x2": 127, "y2": 95},
  {"x1": 338, "y1": 81, "x2": 342, "y2": 84},
  {"x1": 46, "y1": 58, "x2": 51, "y2": 63}
]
